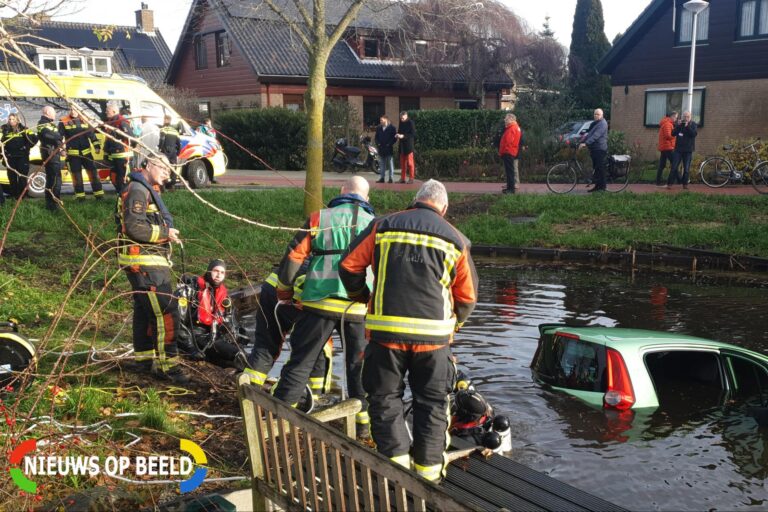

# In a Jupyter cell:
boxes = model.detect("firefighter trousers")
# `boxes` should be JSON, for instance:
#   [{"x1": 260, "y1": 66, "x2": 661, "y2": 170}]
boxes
[
  {"x1": 68, "y1": 155, "x2": 103, "y2": 198},
  {"x1": 43, "y1": 156, "x2": 62, "y2": 209},
  {"x1": 126, "y1": 269, "x2": 180, "y2": 371},
  {"x1": 246, "y1": 284, "x2": 332, "y2": 393},
  {"x1": 109, "y1": 156, "x2": 130, "y2": 194},
  {"x1": 272, "y1": 308, "x2": 365, "y2": 410},
  {"x1": 4, "y1": 154, "x2": 29, "y2": 198},
  {"x1": 362, "y1": 342, "x2": 456, "y2": 472}
]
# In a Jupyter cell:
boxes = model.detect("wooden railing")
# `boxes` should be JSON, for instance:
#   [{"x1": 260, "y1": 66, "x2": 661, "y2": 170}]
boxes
[{"x1": 238, "y1": 374, "x2": 473, "y2": 512}]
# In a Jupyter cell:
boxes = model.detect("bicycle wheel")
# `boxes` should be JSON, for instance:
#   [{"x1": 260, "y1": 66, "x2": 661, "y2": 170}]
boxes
[
  {"x1": 751, "y1": 161, "x2": 768, "y2": 194},
  {"x1": 605, "y1": 169, "x2": 630, "y2": 193},
  {"x1": 546, "y1": 162, "x2": 577, "y2": 194},
  {"x1": 699, "y1": 157, "x2": 732, "y2": 188}
]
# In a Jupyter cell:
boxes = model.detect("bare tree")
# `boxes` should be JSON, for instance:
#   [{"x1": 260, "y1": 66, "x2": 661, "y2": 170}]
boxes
[
  {"x1": 259, "y1": 0, "x2": 368, "y2": 215},
  {"x1": 396, "y1": 0, "x2": 528, "y2": 107}
]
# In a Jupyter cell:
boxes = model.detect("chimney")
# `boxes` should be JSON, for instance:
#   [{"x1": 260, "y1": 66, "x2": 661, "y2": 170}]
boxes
[{"x1": 135, "y1": 3, "x2": 154, "y2": 33}]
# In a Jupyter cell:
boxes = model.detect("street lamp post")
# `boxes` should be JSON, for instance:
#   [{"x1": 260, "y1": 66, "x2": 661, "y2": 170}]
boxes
[{"x1": 683, "y1": 0, "x2": 709, "y2": 116}]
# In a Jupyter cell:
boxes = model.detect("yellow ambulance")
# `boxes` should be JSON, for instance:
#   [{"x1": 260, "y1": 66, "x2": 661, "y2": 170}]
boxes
[{"x1": 0, "y1": 72, "x2": 227, "y2": 196}]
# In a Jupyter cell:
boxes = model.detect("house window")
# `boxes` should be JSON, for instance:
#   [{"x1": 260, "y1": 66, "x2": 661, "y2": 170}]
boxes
[
  {"x1": 283, "y1": 94, "x2": 304, "y2": 112},
  {"x1": 38, "y1": 55, "x2": 86, "y2": 72},
  {"x1": 413, "y1": 40, "x2": 428, "y2": 59},
  {"x1": 198, "y1": 102, "x2": 211, "y2": 115},
  {"x1": 363, "y1": 38, "x2": 379, "y2": 58},
  {"x1": 194, "y1": 35, "x2": 208, "y2": 69},
  {"x1": 363, "y1": 96, "x2": 385, "y2": 128},
  {"x1": 457, "y1": 99, "x2": 478, "y2": 110},
  {"x1": 644, "y1": 88, "x2": 705, "y2": 127},
  {"x1": 42, "y1": 56, "x2": 57, "y2": 71},
  {"x1": 739, "y1": 0, "x2": 768, "y2": 39},
  {"x1": 399, "y1": 97, "x2": 420, "y2": 113},
  {"x1": 216, "y1": 31, "x2": 231, "y2": 67},
  {"x1": 676, "y1": 3, "x2": 709, "y2": 44}
]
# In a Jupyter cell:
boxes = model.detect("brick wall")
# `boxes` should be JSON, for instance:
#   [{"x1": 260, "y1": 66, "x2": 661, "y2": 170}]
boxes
[
  {"x1": 206, "y1": 94, "x2": 261, "y2": 113},
  {"x1": 420, "y1": 97, "x2": 455, "y2": 110},
  {"x1": 611, "y1": 79, "x2": 768, "y2": 160}
]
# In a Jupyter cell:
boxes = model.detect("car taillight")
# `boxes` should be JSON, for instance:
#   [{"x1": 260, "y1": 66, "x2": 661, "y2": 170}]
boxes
[{"x1": 603, "y1": 348, "x2": 635, "y2": 410}]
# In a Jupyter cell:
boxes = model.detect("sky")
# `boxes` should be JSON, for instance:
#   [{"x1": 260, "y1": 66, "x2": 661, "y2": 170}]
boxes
[{"x1": 49, "y1": 0, "x2": 653, "y2": 50}]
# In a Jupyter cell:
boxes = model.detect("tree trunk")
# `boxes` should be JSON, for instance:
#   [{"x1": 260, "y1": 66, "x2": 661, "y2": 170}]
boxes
[{"x1": 303, "y1": 50, "x2": 329, "y2": 215}]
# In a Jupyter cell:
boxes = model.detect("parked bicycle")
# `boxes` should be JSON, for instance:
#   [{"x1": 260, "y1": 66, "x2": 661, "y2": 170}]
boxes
[
  {"x1": 546, "y1": 147, "x2": 631, "y2": 194},
  {"x1": 698, "y1": 138, "x2": 768, "y2": 194}
]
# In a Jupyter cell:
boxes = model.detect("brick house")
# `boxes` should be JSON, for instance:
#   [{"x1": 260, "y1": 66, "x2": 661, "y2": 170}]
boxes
[
  {"x1": 166, "y1": 0, "x2": 512, "y2": 127},
  {"x1": 598, "y1": 0, "x2": 768, "y2": 159},
  {"x1": 0, "y1": 4, "x2": 172, "y2": 84}
]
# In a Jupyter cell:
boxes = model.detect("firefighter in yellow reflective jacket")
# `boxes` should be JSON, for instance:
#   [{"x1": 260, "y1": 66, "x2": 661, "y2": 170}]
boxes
[
  {"x1": 272, "y1": 176, "x2": 374, "y2": 435},
  {"x1": 116, "y1": 155, "x2": 190, "y2": 385},
  {"x1": 58, "y1": 108, "x2": 103, "y2": 200},
  {"x1": 104, "y1": 102, "x2": 133, "y2": 194},
  {"x1": 340, "y1": 179, "x2": 479, "y2": 482}
]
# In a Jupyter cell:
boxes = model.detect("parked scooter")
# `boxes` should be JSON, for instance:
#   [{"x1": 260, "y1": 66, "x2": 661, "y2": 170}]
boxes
[{"x1": 331, "y1": 135, "x2": 380, "y2": 174}]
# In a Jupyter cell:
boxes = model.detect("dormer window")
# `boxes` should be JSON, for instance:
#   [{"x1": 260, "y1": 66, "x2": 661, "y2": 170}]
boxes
[
  {"x1": 37, "y1": 50, "x2": 112, "y2": 74},
  {"x1": 363, "y1": 38, "x2": 379, "y2": 58}
]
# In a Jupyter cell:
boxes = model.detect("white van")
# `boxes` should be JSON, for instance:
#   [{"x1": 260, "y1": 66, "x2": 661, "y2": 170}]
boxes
[{"x1": 0, "y1": 72, "x2": 227, "y2": 195}]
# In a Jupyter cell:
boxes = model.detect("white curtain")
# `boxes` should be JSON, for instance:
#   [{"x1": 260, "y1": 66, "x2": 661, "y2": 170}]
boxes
[
  {"x1": 682, "y1": 90, "x2": 704, "y2": 123},
  {"x1": 645, "y1": 92, "x2": 667, "y2": 125},
  {"x1": 680, "y1": 6, "x2": 709, "y2": 42},
  {"x1": 741, "y1": 0, "x2": 756, "y2": 37},
  {"x1": 760, "y1": 0, "x2": 768, "y2": 34}
]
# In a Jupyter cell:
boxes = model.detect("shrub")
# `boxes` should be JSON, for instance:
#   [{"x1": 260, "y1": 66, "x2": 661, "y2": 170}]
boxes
[
  {"x1": 416, "y1": 147, "x2": 501, "y2": 180},
  {"x1": 216, "y1": 108, "x2": 307, "y2": 170},
  {"x1": 216, "y1": 100, "x2": 359, "y2": 170},
  {"x1": 409, "y1": 110, "x2": 506, "y2": 151}
]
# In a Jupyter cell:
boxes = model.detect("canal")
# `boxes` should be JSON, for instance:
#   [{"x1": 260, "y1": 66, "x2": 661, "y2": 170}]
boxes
[{"x1": 453, "y1": 261, "x2": 768, "y2": 511}]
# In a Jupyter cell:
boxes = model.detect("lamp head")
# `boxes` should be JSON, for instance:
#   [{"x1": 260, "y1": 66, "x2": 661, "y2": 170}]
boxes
[{"x1": 683, "y1": 0, "x2": 709, "y2": 15}]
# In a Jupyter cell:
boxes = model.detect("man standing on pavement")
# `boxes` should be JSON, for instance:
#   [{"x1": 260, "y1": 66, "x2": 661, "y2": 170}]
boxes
[
  {"x1": 271, "y1": 176, "x2": 375, "y2": 436},
  {"x1": 340, "y1": 179, "x2": 478, "y2": 482},
  {"x1": 655, "y1": 111, "x2": 677, "y2": 186},
  {"x1": 499, "y1": 113, "x2": 522, "y2": 194},
  {"x1": 375, "y1": 115, "x2": 397, "y2": 184},
  {"x1": 37, "y1": 106, "x2": 64, "y2": 211},
  {"x1": 579, "y1": 108, "x2": 608, "y2": 193},
  {"x1": 116, "y1": 155, "x2": 190, "y2": 385},
  {"x1": 668, "y1": 111, "x2": 697, "y2": 190},
  {"x1": 396, "y1": 111, "x2": 416, "y2": 184}
]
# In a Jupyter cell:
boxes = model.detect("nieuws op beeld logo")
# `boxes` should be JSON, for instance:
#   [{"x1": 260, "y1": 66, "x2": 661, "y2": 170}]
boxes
[{"x1": 9, "y1": 438, "x2": 207, "y2": 493}]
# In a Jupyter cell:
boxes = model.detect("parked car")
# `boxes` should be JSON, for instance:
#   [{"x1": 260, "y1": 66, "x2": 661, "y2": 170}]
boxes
[
  {"x1": 551, "y1": 120, "x2": 592, "y2": 146},
  {"x1": 531, "y1": 324, "x2": 768, "y2": 421}
]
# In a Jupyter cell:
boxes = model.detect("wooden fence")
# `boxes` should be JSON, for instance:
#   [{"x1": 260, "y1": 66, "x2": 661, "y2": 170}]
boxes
[{"x1": 237, "y1": 374, "x2": 474, "y2": 512}]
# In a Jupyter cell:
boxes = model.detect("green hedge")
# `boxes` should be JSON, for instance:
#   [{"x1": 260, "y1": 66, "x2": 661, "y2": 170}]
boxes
[
  {"x1": 216, "y1": 108, "x2": 307, "y2": 170},
  {"x1": 416, "y1": 147, "x2": 502, "y2": 180},
  {"x1": 409, "y1": 109, "x2": 507, "y2": 152}
]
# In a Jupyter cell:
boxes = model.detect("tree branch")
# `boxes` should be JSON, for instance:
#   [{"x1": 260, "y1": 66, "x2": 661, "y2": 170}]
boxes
[
  {"x1": 290, "y1": 0, "x2": 313, "y2": 28},
  {"x1": 327, "y1": 0, "x2": 364, "y2": 48},
  {"x1": 262, "y1": 0, "x2": 311, "y2": 50}
]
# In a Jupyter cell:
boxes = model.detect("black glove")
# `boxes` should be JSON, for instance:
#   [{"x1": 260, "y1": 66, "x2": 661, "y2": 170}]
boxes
[{"x1": 350, "y1": 286, "x2": 371, "y2": 304}]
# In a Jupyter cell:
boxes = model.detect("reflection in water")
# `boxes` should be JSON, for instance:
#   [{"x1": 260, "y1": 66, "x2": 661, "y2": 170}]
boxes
[{"x1": 453, "y1": 262, "x2": 768, "y2": 511}]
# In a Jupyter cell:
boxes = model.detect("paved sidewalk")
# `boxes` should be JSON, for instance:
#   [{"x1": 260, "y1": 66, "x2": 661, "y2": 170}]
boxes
[{"x1": 215, "y1": 169, "x2": 763, "y2": 195}]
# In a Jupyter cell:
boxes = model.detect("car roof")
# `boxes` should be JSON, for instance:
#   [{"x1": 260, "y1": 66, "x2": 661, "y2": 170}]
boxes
[{"x1": 542, "y1": 325, "x2": 762, "y2": 354}]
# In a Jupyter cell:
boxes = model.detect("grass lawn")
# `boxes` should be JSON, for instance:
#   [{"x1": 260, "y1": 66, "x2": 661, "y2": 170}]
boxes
[{"x1": 0, "y1": 187, "x2": 766, "y2": 507}]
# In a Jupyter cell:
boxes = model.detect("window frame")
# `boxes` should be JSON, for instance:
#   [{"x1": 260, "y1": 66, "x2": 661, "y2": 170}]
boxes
[
  {"x1": 362, "y1": 37, "x2": 379, "y2": 59},
  {"x1": 194, "y1": 34, "x2": 208, "y2": 70},
  {"x1": 643, "y1": 87, "x2": 706, "y2": 127},
  {"x1": 737, "y1": 0, "x2": 768, "y2": 40},
  {"x1": 362, "y1": 96, "x2": 386, "y2": 129},
  {"x1": 215, "y1": 31, "x2": 231, "y2": 68},
  {"x1": 675, "y1": 2, "x2": 710, "y2": 46},
  {"x1": 722, "y1": 350, "x2": 768, "y2": 405}
]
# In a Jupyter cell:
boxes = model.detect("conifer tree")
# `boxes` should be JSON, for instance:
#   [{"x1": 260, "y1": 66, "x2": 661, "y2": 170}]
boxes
[{"x1": 568, "y1": 0, "x2": 611, "y2": 109}]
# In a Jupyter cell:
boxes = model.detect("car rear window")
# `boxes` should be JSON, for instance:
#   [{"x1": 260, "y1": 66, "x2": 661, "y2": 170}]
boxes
[{"x1": 532, "y1": 332, "x2": 605, "y2": 392}]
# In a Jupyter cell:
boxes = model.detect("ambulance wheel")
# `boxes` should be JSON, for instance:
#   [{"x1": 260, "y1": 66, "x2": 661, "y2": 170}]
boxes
[
  {"x1": 27, "y1": 167, "x2": 47, "y2": 198},
  {"x1": 186, "y1": 161, "x2": 210, "y2": 189}
]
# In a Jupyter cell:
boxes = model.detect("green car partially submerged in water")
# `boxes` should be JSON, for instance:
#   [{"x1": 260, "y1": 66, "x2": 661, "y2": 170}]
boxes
[{"x1": 531, "y1": 325, "x2": 768, "y2": 415}]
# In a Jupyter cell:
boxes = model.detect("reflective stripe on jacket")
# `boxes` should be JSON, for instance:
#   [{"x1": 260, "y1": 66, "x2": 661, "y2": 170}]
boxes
[
  {"x1": 196, "y1": 276, "x2": 228, "y2": 326},
  {"x1": 58, "y1": 116, "x2": 98, "y2": 155},
  {"x1": 340, "y1": 202, "x2": 478, "y2": 344},
  {"x1": 277, "y1": 201, "x2": 373, "y2": 320},
  {"x1": 116, "y1": 178, "x2": 172, "y2": 271}
]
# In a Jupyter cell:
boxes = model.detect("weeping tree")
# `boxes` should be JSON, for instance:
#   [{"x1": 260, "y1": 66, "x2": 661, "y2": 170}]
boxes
[
  {"x1": 261, "y1": 0, "x2": 368, "y2": 215},
  {"x1": 396, "y1": 0, "x2": 528, "y2": 107},
  {"x1": 568, "y1": 0, "x2": 611, "y2": 109}
]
